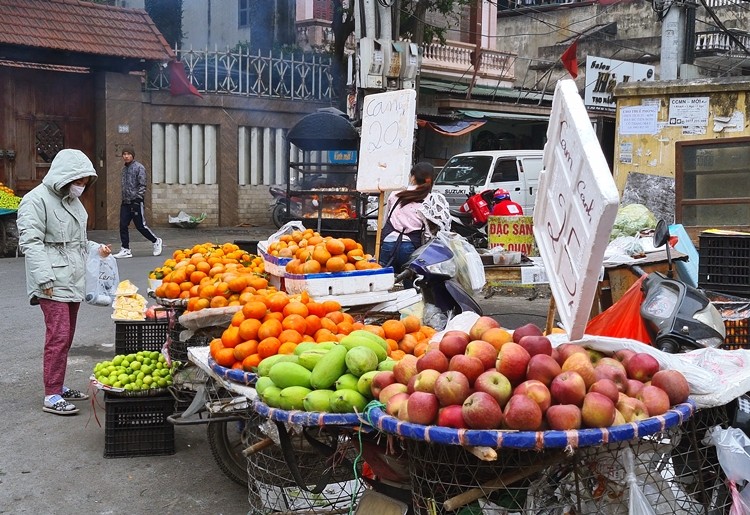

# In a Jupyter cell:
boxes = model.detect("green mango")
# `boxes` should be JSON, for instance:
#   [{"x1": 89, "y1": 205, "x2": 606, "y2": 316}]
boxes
[
  {"x1": 310, "y1": 345, "x2": 348, "y2": 389},
  {"x1": 297, "y1": 349, "x2": 330, "y2": 371},
  {"x1": 269, "y1": 362, "x2": 312, "y2": 389},
  {"x1": 254, "y1": 376, "x2": 276, "y2": 396},
  {"x1": 345, "y1": 346, "x2": 379, "y2": 377},
  {"x1": 257, "y1": 354, "x2": 298, "y2": 377},
  {"x1": 302, "y1": 389, "x2": 335, "y2": 412},
  {"x1": 330, "y1": 389, "x2": 368, "y2": 413},
  {"x1": 377, "y1": 359, "x2": 397, "y2": 372},
  {"x1": 335, "y1": 373, "x2": 359, "y2": 391},
  {"x1": 278, "y1": 386, "x2": 312, "y2": 411},
  {"x1": 356, "y1": 370, "x2": 379, "y2": 398},
  {"x1": 261, "y1": 386, "x2": 283, "y2": 408},
  {"x1": 294, "y1": 342, "x2": 319, "y2": 355}
]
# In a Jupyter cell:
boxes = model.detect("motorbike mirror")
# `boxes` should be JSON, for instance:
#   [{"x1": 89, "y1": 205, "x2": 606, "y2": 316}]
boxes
[
  {"x1": 653, "y1": 220, "x2": 670, "y2": 248},
  {"x1": 653, "y1": 219, "x2": 674, "y2": 278}
]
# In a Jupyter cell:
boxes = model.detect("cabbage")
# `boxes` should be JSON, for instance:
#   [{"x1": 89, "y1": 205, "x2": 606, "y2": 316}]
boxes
[{"x1": 610, "y1": 204, "x2": 657, "y2": 240}]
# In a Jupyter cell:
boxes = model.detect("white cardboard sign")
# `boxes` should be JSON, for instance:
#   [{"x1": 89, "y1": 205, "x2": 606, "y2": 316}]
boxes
[
  {"x1": 356, "y1": 89, "x2": 417, "y2": 192},
  {"x1": 534, "y1": 80, "x2": 620, "y2": 340}
]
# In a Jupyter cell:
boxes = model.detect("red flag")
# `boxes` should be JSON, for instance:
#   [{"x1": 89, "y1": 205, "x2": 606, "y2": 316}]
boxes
[
  {"x1": 168, "y1": 60, "x2": 203, "y2": 98},
  {"x1": 560, "y1": 40, "x2": 579, "y2": 79}
]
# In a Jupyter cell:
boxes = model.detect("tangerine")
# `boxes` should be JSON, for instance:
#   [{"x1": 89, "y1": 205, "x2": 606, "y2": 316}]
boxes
[
  {"x1": 242, "y1": 353, "x2": 261, "y2": 371},
  {"x1": 363, "y1": 324, "x2": 386, "y2": 339},
  {"x1": 257, "y1": 337, "x2": 282, "y2": 358},
  {"x1": 238, "y1": 318, "x2": 262, "y2": 341},
  {"x1": 210, "y1": 296, "x2": 229, "y2": 308},
  {"x1": 233, "y1": 340, "x2": 259, "y2": 361},
  {"x1": 242, "y1": 301, "x2": 268, "y2": 320},
  {"x1": 282, "y1": 301, "x2": 309, "y2": 318},
  {"x1": 325, "y1": 238, "x2": 346, "y2": 256},
  {"x1": 278, "y1": 329, "x2": 303, "y2": 344},
  {"x1": 163, "y1": 282, "x2": 181, "y2": 299},
  {"x1": 267, "y1": 292, "x2": 290, "y2": 313},
  {"x1": 322, "y1": 300, "x2": 342, "y2": 313},
  {"x1": 214, "y1": 347, "x2": 237, "y2": 367},
  {"x1": 231, "y1": 310, "x2": 246, "y2": 327},
  {"x1": 209, "y1": 337, "x2": 224, "y2": 356},
  {"x1": 325, "y1": 310, "x2": 345, "y2": 324},
  {"x1": 304, "y1": 315, "x2": 322, "y2": 336},
  {"x1": 320, "y1": 317, "x2": 339, "y2": 334},
  {"x1": 221, "y1": 325, "x2": 243, "y2": 348},
  {"x1": 402, "y1": 315, "x2": 421, "y2": 334},
  {"x1": 277, "y1": 341, "x2": 298, "y2": 355},
  {"x1": 257, "y1": 318, "x2": 283, "y2": 340},
  {"x1": 306, "y1": 301, "x2": 327, "y2": 318},
  {"x1": 382, "y1": 320, "x2": 407, "y2": 342},
  {"x1": 282, "y1": 314, "x2": 307, "y2": 335},
  {"x1": 325, "y1": 256, "x2": 347, "y2": 272},
  {"x1": 389, "y1": 349, "x2": 406, "y2": 361},
  {"x1": 314, "y1": 328, "x2": 337, "y2": 343}
]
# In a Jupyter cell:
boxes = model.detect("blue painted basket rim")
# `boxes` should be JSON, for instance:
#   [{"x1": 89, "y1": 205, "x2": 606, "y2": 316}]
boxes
[
  {"x1": 208, "y1": 355, "x2": 257, "y2": 385},
  {"x1": 286, "y1": 266, "x2": 394, "y2": 280},
  {"x1": 253, "y1": 398, "x2": 363, "y2": 427},
  {"x1": 360, "y1": 400, "x2": 695, "y2": 449}
]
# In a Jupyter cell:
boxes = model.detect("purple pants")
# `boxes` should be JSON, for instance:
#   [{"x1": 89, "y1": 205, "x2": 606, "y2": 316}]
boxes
[{"x1": 38, "y1": 299, "x2": 80, "y2": 396}]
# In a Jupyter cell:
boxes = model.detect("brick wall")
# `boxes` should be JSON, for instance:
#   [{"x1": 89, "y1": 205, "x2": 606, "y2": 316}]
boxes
[
  {"x1": 239, "y1": 185, "x2": 273, "y2": 226},
  {"x1": 152, "y1": 184, "x2": 219, "y2": 227}
]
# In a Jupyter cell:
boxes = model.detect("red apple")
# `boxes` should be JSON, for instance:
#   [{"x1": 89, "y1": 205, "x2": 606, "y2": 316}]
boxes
[
  {"x1": 513, "y1": 379, "x2": 552, "y2": 413},
  {"x1": 651, "y1": 370, "x2": 690, "y2": 405},
  {"x1": 462, "y1": 391, "x2": 504, "y2": 429},
  {"x1": 588, "y1": 379, "x2": 620, "y2": 404},
  {"x1": 406, "y1": 391, "x2": 440, "y2": 425},
  {"x1": 587, "y1": 349, "x2": 605, "y2": 364},
  {"x1": 550, "y1": 371, "x2": 587, "y2": 406},
  {"x1": 434, "y1": 371, "x2": 471, "y2": 406},
  {"x1": 496, "y1": 342, "x2": 531, "y2": 385},
  {"x1": 481, "y1": 327, "x2": 513, "y2": 351},
  {"x1": 637, "y1": 385, "x2": 670, "y2": 416},
  {"x1": 412, "y1": 369, "x2": 441, "y2": 394},
  {"x1": 465, "y1": 340, "x2": 498, "y2": 370},
  {"x1": 437, "y1": 404, "x2": 467, "y2": 428},
  {"x1": 555, "y1": 343, "x2": 588, "y2": 365},
  {"x1": 545, "y1": 404, "x2": 582, "y2": 430},
  {"x1": 594, "y1": 364, "x2": 628, "y2": 393},
  {"x1": 526, "y1": 354, "x2": 562, "y2": 386},
  {"x1": 625, "y1": 379, "x2": 646, "y2": 398},
  {"x1": 416, "y1": 350, "x2": 449, "y2": 373},
  {"x1": 614, "y1": 349, "x2": 636, "y2": 367},
  {"x1": 616, "y1": 394, "x2": 649, "y2": 422},
  {"x1": 448, "y1": 354, "x2": 485, "y2": 386},
  {"x1": 581, "y1": 392, "x2": 616, "y2": 428},
  {"x1": 438, "y1": 330, "x2": 471, "y2": 358},
  {"x1": 393, "y1": 354, "x2": 419, "y2": 385},
  {"x1": 469, "y1": 316, "x2": 501, "y2": 341},
  {"x1": 370, "y1": 371, "x2": 397, "y2": 398},
  {"x1": 512, "y1": 322, "x2": 544, "y2": 344},
  {"x1": 625, "y1": 353, "x2": 660, "y2": 382},
  {"x1": 562, "y1": 352, "x2": 597, "y2": 389},
  {"x1": 397, "y1": 398, "x2": 409, "y2": 421},
  {"x1": 596, "y1": 357, "x2": 627, "y2": 375},
  {"x1": 385, "y1": 392, "x2": 410, "y2": 416},
  {"x1": 503, "y1": 394, "x2": 543, "y2": 430},
  {"x1": 406, "y1": 375, "x2": 417, "y2": 394},
  {"x1": 517, "y1": 335, "x2": 553, "y2": 357},
  {"x1": 379, "y1": 383, "x2": 409, "y2": 405},
  {"x1": 474, "y1": 370, "x2": 512, "y2": 408}
]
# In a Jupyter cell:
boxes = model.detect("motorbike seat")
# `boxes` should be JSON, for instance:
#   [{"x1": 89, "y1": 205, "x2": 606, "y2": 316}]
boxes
[{"x1": 449, "y1": 209, "x2": 473, "y2": 222}]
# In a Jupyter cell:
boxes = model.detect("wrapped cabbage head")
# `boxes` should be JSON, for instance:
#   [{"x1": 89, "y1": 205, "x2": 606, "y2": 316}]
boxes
[{"x1": 610, "y1": 203, "x2": 656, "y2": 240}]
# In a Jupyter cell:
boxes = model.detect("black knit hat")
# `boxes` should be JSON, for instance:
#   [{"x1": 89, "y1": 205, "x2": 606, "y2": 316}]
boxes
[{"x1": 122, "y1": 145, "x2": 135, "y2": 157}]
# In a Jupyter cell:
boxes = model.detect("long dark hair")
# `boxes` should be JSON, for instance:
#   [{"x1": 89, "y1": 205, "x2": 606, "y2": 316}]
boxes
[{"x1": 394, "y1": 162, "x2": 434, "y2": 207}]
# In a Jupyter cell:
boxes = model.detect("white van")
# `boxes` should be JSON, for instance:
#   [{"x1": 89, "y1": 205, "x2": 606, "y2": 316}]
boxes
[{"x1": 432, "y1": 150, "x2": 545, "y2": 216}]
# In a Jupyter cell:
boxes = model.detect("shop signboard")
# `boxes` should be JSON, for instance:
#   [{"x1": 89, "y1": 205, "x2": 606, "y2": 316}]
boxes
[
  {"x1": 356, "y1": 89, "x2": 417, "y2": 192},
  {"x1": 487, "y1": 216, "x2": 538, "y2": 256},
  {"x1": 584, "y1": 56, "x2": 655, "y2": 111},
  {"x1": 535, "y1": 80, "x2": 620, "y2": 340}
]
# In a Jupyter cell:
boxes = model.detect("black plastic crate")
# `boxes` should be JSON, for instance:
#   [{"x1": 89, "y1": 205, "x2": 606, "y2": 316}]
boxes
[
  {"x1": 698, "y1": 232, "x2": 750, "y2": 296},
  {"x1": 104, "y1": 393, "x2": 175, "y2": 458},
  {"x1": 114, "y1": 320, "x2": 169, "y2": 355}
]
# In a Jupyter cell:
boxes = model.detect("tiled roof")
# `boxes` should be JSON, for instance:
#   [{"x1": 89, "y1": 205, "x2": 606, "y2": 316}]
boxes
[{"x1": 0, "y1": 0, "x2": 174, "y2": 62}]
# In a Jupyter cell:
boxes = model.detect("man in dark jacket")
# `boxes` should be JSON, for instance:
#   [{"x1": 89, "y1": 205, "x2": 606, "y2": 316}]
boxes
[{"x1": 112, "y1": 146, "x2": 163, "y2": 258}]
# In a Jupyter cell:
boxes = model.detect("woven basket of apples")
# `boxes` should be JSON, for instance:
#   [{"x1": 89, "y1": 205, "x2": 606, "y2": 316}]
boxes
[{"x1": 365, "y1": 315, "x2": 695, "y2": 448}]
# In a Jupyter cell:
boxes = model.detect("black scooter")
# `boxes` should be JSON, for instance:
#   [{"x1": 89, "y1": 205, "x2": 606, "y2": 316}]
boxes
[{"x1": 639, "y1": 220, "x2": 726, "y2": 353}]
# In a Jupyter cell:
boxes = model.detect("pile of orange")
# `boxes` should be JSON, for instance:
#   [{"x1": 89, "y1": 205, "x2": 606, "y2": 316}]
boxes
[
  {"x1": 210, "y1": 292, "x2": 438, "y2": 371},
  {"x1": 266, "y1": 228, "x2": 381, "y2": 274},
  {"x1": 152, "y1": 242, "x2": 270, "y2": 310}
]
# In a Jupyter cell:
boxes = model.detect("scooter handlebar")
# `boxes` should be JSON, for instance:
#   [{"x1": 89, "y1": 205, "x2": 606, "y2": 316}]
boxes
[{"x1": 394, "y1": 268, "x2": 415, "y2": 285}]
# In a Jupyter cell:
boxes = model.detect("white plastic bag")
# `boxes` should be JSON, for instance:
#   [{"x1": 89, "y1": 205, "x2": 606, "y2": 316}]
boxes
[
  {"x1": 437, "y1": 231, "x2": 485, "y2": 293},
  {"x1": 85, "y1": 252, "x2": 119, "y2": 306},
  {"x1": 623, "y1": 447, "x2": 657, "y2": 515},
  {"x1": 704, "y1": 426, "x2": 750, "y2": 515}
]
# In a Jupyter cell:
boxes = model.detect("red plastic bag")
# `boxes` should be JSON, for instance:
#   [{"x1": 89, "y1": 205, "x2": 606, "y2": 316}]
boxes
[{"x1": 585, "y1": 275, "x2": 652, "y2": 344}]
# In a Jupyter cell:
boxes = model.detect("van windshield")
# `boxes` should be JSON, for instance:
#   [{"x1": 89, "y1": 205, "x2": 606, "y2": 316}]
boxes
[{"x1": 435, "y1": 156, "x2": 493, "y2": 186}]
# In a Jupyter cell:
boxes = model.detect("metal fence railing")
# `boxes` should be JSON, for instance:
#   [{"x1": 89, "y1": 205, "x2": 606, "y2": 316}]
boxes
[{"x1": 147, "y1": 47, "x2": 337, "y2": 101}]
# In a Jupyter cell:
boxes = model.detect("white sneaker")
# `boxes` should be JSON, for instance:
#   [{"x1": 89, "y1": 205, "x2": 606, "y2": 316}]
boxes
[
  {"x1": 113, "y1": 248, "x2": 132, "y2": 259},
  {"x1": 153, "y1": 238, "x2": 163, "y2": 256}
]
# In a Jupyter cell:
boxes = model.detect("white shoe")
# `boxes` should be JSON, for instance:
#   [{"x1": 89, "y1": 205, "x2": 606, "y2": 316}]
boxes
[
  {"x1": 113, "y1": 248, "x2": 132, "y2": 259},
  {"x1": 153, "y1": 238, "x2": 163, "y2": 256}
]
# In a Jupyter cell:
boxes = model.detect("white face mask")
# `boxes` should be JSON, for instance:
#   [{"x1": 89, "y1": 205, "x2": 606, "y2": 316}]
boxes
[{"x1": 69, "y1": 184, "x2": 85, "y2": 198}]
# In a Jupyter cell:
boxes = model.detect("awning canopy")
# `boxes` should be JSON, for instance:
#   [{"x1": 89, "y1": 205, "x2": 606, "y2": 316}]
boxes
[
  {"x1": 459, "y1": 110, "x2": 550, "y2": 122},
  {"x1": 417, "y1": 119, "x2": 486, "y2": 136}
]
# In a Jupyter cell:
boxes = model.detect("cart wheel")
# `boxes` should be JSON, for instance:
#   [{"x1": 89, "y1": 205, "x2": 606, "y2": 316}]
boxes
[
  {"x1": 207, "y1": 418, "x2": 249, "y2": 486},
  {"x1": 271, "y1": 203, "x2": 288, "y2": 229}
]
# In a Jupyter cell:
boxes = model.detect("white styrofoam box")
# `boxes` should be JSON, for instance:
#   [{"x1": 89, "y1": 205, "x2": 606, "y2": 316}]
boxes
[
  {"x1": 535, "y1": 80, "x2": 620, "y2": 340},
  {"x1": 284, "y1": 267, "x2": 395, "y2": 296},
  {"x1": 258, "y1": 244, "x2": 291, "y2": 278}
]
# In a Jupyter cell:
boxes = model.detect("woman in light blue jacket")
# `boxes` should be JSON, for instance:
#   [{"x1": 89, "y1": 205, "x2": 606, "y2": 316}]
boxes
[{"x1": 17, "y1": 149, "x2": 111, "y2": 415}]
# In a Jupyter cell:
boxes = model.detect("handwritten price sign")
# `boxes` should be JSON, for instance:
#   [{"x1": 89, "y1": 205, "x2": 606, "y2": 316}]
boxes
[
  {"x1": 356, "y1": 89, "x2": 417, "y2": 192},
  {"x1": 534, "y1": 80, "x2": 620, "y2": 340}
]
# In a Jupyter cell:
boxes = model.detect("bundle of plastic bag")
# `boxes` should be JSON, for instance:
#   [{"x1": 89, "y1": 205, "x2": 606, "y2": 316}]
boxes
[
  {"x1": 704, "y1": 426, "x2": 750, "y2": 515},
  {"x1": 610, "y1": 204, "x2": 657, "y2": 240}
]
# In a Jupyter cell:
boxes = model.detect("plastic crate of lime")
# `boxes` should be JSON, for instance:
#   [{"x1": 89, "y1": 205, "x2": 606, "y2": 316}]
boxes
[{"x1": 169, "y1": 210, "x2": 206, "y2": 229}]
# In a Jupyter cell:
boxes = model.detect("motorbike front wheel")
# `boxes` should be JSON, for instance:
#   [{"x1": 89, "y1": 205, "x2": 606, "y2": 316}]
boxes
[
  {"x1": 207, "y1": 418, "x2": 249, "y2": 486},
  {"x1": 271, "y1": 202, "x2": 288, "y2": 228}
]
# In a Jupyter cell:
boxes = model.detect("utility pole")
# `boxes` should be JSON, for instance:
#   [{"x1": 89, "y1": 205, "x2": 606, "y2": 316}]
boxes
[{"x1": 659, "y1": 0, "x2": 687, "y2": 80}]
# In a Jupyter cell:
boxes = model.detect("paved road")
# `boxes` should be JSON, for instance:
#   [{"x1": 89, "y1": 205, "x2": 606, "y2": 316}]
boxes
[{"x1": 0, "y1": 225, "x2": 554, "y2": 515}]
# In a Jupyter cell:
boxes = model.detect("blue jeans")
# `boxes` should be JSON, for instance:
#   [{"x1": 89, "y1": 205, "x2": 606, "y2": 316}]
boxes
[{"x1": 380, "y1": 240, "x2": 416, "y2": 288}]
